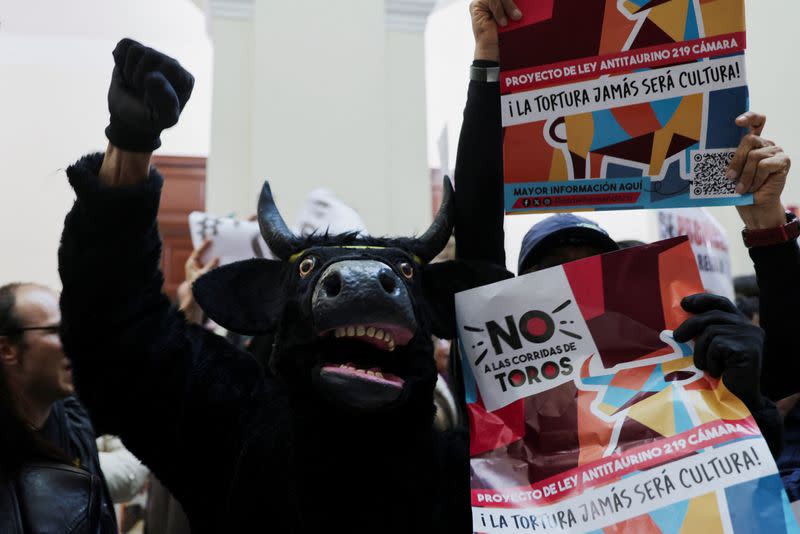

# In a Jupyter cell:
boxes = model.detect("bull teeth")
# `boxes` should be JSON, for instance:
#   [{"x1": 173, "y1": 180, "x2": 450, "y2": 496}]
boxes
[
  {"x1": 375, "y1": 329, "x2": 385, "y2": 340},
  {"x1": 335, "y1": 328, "x2": 345, "y2": 338},
  {"x1": 346, "y1": 326, "x2": 355, "y2": 337},
  {"x1": 356, "y1": 326, "x2": 366, "y2": 336},
  {"x1": 375, "y1": 371, "x2": 384, "y2": 378},
  {"x1": 385, "y1": 332, "x2": 396, "y2": 350},
  {"x1": 367, "y1": 370, "x2": 376, "y2": 376},
  {"x1": 367, "y1": 327, "x2": 376, "y2": 337}
]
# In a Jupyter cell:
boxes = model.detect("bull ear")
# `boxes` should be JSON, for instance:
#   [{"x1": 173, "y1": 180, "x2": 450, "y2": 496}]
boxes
[
  {"x1": 192, "y1": 258, "x2": 288, "y2": 335},
  {"x1": 422, "y1": 260, "x2": 513, "y2": 339}
]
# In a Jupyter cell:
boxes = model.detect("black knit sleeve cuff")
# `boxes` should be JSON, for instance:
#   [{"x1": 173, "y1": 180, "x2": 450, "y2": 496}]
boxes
[
  {"x1": 66, "y1": 152, "x2": 165, "y2": 232},
  {"x1": 472, "y1": 60, "x2": 500, "y2": 68},
  {"x1": 749, "y1": 238, "x2": 800, "y2": 269},
  {"x1": 750, "y1": 397, "x2": 784, "y2": 458}
]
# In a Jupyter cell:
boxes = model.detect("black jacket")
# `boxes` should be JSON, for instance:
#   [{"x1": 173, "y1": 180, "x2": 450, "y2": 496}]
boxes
[
  {"x1": 0, "y1": 462, "x2": 112, "y2": 534},
  {"x1": 750, "y1": 239, "x2": 800, "y2": 401},
  {"x1": 452, "y1": 67, "x2": 785, "y2": 457},
  {"x1": 58, "y1": 154, "x2": 470, "y2": 533},
  {"x1": 38, "y1": 397, "x2": 117, "y2": 530}
]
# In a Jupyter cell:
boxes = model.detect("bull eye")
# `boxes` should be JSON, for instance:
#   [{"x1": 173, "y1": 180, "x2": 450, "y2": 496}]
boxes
[
  {"x1": 399, "y1": 262, "x2": 414, "y2": 280},
  {"x1": 298, "y1": 256, "x2": 316, "y2": 278}
]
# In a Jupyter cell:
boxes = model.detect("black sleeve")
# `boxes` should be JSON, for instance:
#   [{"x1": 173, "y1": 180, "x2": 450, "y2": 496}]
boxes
[
  {"x1": 58, "y1": 153, "x2": 275, "y2": 512},
  {"x1": 453, "y1": 62, "x2": 505, "y2": 266},
  {"x1": 751, "y1": 398, "x2": 784, "y2": 458},
  {"x1": 450, "y1": 66, "x2": 506, "y2": 421},
  {"x1": 749, "y1": 239, "x2": 800, "y2": 400}
]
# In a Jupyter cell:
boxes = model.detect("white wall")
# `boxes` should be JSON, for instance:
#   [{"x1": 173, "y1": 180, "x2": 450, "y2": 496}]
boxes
[
  {"x1": 250, "y1": 1, "x2": 390, "y2": 234},
  {"x1": 385, "y1": 30, "x2": 433, "y2": 234},
  {"x1": 205, "y1": 16, "x2": 255, "y2": 218},
  {"x1": 205, "y1": 1, "x2": 434, "y2": 237},
  {"x1": 425, "y1": 0, "x2": 800, "y2": 276},
  {"x1": 0, "y1": 0, "x2": 213, "y2": 289}
]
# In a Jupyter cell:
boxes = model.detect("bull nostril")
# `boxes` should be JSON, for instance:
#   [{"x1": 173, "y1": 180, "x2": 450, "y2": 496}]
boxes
[
  {"x1": 378, "y1": 269, "x2": 397, "y2": 294},
  {"x1": 322, "y1": 271, "x2": 342, "y2": 297}
]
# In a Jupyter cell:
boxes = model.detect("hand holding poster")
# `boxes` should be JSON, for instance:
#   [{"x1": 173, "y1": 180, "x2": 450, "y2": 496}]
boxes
[
  {"x1": 188, "y1": 212, "x2": 272, "y2": 266},
  {"x1": 499, "y1": 0, "x2": 753, "y2": 213},
  {"x1": 456, "y1": 237, "x2": 798, "y2": 533},
  {"x1": 188, "y1": 189, "x2": 366, "y2": 266}
]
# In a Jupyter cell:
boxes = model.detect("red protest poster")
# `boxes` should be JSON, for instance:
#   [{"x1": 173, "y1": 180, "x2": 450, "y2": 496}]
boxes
[
  {"x1": 498, "y1": 0, "x2": 751, "y2": 213},
  {"x1": 456, "y1": 237, "x2": 798, "y2": 532}
]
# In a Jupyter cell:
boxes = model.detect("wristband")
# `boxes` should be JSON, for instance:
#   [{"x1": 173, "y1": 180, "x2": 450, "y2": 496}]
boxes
[
  {"x1": 742, "y1": 211, "x2": 800, "y2": 248},
  {"x1": 470, "y1": 65, "x2": 500, "y2": 83}
]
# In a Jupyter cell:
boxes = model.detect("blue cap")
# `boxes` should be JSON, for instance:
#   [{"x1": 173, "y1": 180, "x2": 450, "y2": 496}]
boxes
[{"x1": 517, "y1": 214, "x2": 619, "y2": 273}]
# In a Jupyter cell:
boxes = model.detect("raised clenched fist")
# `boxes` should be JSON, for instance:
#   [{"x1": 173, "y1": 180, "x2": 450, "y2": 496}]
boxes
[
  {"x1": 469, "y1": 0, "x2": 521, "y2": 62},
  {"x1": 105, "y1": 38, "x2": 195, "y2": 152}
]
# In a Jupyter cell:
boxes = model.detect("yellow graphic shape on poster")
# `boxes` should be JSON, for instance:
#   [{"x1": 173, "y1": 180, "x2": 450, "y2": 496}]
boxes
[
  {"x1": 679, "y1": 492, "x2": 725, "y2": 534},
  {"x1": 700, "y1": 0, "x2": 746, "y2": 36},
  {"x1": 626, "y1": 386, "x2": 677, "y2": 437},
  {"x1": 649, "y1": 0, "x2": 691, "y2": 42}
]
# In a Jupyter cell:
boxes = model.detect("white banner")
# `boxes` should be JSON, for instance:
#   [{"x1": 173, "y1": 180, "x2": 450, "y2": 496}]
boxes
[
  {"x1": 188, "y1": 212, "x2": 273, "y2": 266},
  {"x1": 473, "y1": 439, "x2": 773, "y2": 533}
]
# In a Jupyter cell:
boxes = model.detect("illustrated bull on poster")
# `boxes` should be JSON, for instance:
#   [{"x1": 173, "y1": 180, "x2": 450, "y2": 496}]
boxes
[
  {"x1": 503, "y1": 0, "x2": 718, "y2": 180},
  {"x1": 544, "y1": 94, "x2": 703, "y2": 181}
]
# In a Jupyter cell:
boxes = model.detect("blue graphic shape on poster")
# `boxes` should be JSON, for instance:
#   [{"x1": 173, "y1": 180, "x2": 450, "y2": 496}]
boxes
[
  {"x1": 590, "y1": 109, "x2": 633, "y2": 151},
  {"x1": 725, "y1": 475, "x2": 791, "y2": 534},
  {"x1": 606, "y1": 163, "x2": 643, "y2": 179},
  {"x1": 651, "y1": 97, "x2": 682, "y2": 127},
  {"x1": 707, "y1": 85, "x2": 749, "y2": 149},
  {"x1": 459, "y1": 339, "x2": 478, "y2": 404},
  {"x1": 650, "y1": 499, "x2": 689, "y2": 534}
]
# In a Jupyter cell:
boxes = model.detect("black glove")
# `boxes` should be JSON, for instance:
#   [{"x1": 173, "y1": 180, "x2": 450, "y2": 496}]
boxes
[
  {"x1": 105, "y1": 38, "x2": 195, "y2": 152},
  {"x1": 673, "y1": 293, "x2": 764, "y2": 411}
]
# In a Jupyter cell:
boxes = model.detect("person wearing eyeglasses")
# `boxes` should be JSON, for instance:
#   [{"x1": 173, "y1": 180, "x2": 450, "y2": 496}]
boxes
[{"x1": 0, "y1": 282, "x2": 118, "y2": 532}]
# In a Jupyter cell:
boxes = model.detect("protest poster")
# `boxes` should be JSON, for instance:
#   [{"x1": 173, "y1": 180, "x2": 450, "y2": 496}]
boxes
[
  {"x1": 657, "y1": 208, "x2": 733, "y2": 299},
  {"x1": 456, "y1": 237, "x2": 798, "y2": 533},
  {"x1": 188, "y1": 212, "x2": 273, "y2": 266},
  {"x1": 499, "y1": 0, "x2": 753, "y2": 214}
]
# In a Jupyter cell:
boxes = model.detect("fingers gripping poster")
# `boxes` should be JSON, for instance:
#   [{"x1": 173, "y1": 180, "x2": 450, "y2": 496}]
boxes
[
  {"x1": 455, "y1": 237, "x2": 798, "y2": 533},
  {"x1": 188, "y1": 212, "x2": 273, "y2": 265},
  {"x1": 499, "y1": 0, "x2": 752, "y2": 213}
]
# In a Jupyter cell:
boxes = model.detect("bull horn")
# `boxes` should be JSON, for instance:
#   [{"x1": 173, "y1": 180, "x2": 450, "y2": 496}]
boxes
[
  {"x1": 258, "y1": 181, "x2": 299, "y2": 260},
  {"x1": 413, "y1": 177, "x2": 455, "y2": 263}
]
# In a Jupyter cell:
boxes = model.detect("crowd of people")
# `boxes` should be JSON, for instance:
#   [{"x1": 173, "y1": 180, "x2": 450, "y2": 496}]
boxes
[{"x1": 1, "y1": 0, "x2": 798, "y2": 532}]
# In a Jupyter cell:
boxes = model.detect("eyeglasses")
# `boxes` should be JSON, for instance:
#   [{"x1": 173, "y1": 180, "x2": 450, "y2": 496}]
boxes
[{"x1": 0, "y1": 324, "x2": 60, "y2": 336}]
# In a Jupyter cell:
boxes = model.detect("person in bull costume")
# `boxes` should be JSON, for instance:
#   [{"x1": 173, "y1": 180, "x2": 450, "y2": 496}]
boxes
[{"x1": 57, "y1": 39, "x2": 510, "y2": 533}]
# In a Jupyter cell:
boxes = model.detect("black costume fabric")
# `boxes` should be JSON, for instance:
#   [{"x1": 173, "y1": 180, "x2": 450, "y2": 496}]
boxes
[
  {"x1": 750, "y1": 239, "x2": 800, "y2": 401},
  {"x1": 451, "y1": 64, "x2": 785, "y2": 457},
  {"x1": 59, "y1": 154, "x2": 472, "y2": 533}
]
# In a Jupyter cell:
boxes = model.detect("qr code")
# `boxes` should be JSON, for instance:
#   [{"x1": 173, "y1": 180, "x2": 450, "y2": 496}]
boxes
[{"x1": 689, "y1": 149, "x2": 737, "y2": 199}]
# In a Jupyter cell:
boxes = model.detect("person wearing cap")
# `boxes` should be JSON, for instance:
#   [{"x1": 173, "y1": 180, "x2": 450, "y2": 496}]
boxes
[
  {"x1": 453, "y1": 0, "x2": 797, "y2": 456},
  {"x1": 516, "y1": 213, "x2": 619, "y2": 274}
]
